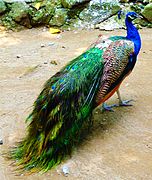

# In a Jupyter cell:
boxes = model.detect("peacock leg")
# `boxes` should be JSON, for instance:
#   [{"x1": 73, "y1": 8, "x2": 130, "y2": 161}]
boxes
[
  {"x1": 101, "y1": 90, "x2": 133, "y2": 112},
  {"x1": 101, "y1": 103, "x2": 117, "y2": 112},
  {"x1": 116, "y1": 90, "x2": 133, "y2": 106}
]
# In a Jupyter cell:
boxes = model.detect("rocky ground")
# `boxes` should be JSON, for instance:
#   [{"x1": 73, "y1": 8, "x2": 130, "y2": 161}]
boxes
[
  {"x1": 0, "y1": 0, "x2": 152, "y2": 30},
  {"x1": 0, "y1": 27, "x2": 152, "y2": 180}
]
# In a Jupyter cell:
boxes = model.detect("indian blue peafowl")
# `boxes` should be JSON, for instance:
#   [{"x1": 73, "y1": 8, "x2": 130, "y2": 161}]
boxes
[{"x1": 11, "y1": 12, "x2": 141, "y2": 172}]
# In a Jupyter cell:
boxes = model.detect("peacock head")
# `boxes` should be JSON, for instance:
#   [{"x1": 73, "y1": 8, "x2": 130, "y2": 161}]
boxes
[
  {"x1": 118, "y1": 11, "x2": 139, "y2": 22},
  {"x1": 126, "y1": 12, "x2": 139, "y2": 22}
]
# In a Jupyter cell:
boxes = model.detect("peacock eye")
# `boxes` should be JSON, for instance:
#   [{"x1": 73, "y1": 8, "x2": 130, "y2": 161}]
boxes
[
  {"x1": 51, "y1": 85, "x2": 56, "y2": 90},
  {"x1": 128, "y1": 15, "x2": 134, "y2": 19},
  {"x1": 59, "y1": 79, "x2": 64, "y2": 83},
  {"x1": 66, "y1": 66, "x2": 70, "y2": 70},
  {"x1": 83, "y1": 54, "x2": 87, "y2": 58}
]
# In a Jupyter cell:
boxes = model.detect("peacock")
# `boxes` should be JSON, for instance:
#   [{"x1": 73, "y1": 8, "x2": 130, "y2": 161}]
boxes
[{"x1": 11, "y1": 12, "x2": 141, "y2": 172}]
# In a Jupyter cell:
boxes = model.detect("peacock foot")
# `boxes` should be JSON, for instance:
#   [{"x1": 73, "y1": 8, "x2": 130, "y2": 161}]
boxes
[
  {"x1": 101, "y1": 100, "x2": 134, "y2": 112},
  {"x1": 101, "y1": 103, "x2": 117, "y2": 112},
  {"x1": 118, "y1": 99, "x2": 133, "y2": 106}
]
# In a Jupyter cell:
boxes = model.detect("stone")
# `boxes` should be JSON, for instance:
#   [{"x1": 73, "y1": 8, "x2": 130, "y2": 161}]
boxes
[
  {"x1": 40, "y1": 43, "x2": 45, "y2": 47},
  {"x1": 49, "y1": 8, "x2": 68, "y2": 27},
  {"x1": 1, "y1": 15, "x2": 19, "y2": 30},
  {"x1": 130, "y1": 3, "x2": 144, "y2": 14},
  {"x1": 61, "y1": 0, "x2": 89, "y2": 9},
  {"x1": 3, "y1": 0, "x2": 35, "y2": 2},
  {"x1": 0, "y1": 0, "x2": 6, "y2": 14},
  {"x1": 1, "y1": 0, "x2": 148, "y2": 30},
  {"x1": 143, "y1": 0, "x2": 152, "y2": 3},
  {"x1": 0, "y1": 139, "x2": 3, "y2": 145},
  {"x1": 30, "y1": 8, "x2": 49, "y2": 24},
  {"x1": 8, "y1": 2, "x2": 29, "y2": 22},
  {"x1": 48, "y1": 42, "x2": 55, "y2": 46},
  {"x1": 16, "y1": 54, "x2": 21, "y2": 58},
  {"x1": 43, "y1": 0, "x2": 61, "y2": 7},
  {"x1": 96, "y1": 14, "x2": 125, "y2": 30},
  {"x1": 134, "y1": 17, "x2": 149, "y2": 27},
  {"x1": 79, "y1": 0, "x2": 121, "y2": 25},
  {"x1": 62, "y1": 165, "x2": 70, "y2": 176},
  {"x1": 6, "y1": 2, "x2": 31, "y2": 28},
  {"x1": 50, "y1": 60, "x2": 58, "y2": 65},
  {"x1": 142, "y1": 3, "x2": 152, "y2": 23},
  {"x1": 29, "y1": 1, "x2": 55, "y2": 25},
  {"x1": 119, "y1": 0, "x2": 129, "y2": 2}
]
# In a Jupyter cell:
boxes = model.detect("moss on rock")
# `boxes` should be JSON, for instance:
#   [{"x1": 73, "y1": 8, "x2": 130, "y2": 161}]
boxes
[
  {"x1": 49, "y1": 8, "x2": 68, "y2": 27},
  {"x1": 8, "y1": 2, "x2": 29, "y2": 22},
  {"x1": 1, "y1": 14, "x2": 20, "y2": 30},
  {"x1": 0, "y1": 0, "x2": 152, "y2": 30},
  {"x1": 0, "y1": 0, "x2": 6, "y2": 14},
  {"x1": 79, "y1": 1, "x2": 121, "y2": 25},
  {"x1": 142, "y1": 3, "x2": 152, "y2": 23},
  {"x1": 61, "y1": 0, "x2": 89, "y2": 9}
]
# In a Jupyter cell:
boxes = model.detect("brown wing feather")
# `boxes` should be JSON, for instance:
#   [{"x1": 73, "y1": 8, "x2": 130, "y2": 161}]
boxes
[{"x1": 95, "y1": 39, "x2": 134, "y2": 105}]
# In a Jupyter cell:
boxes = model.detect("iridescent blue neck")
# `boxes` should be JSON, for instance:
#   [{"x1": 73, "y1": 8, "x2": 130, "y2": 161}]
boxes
[{"x1": 125, "y1": 19, "x2": 141, "y2": 56}]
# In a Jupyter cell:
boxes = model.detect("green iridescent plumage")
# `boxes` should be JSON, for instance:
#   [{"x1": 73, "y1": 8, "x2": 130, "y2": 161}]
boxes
[
  {"x1": 11, "y1": 47, "x2": 104, "y2": 171},
  {"x1": 11, "y1": 41, "x2": 135, "y2": 172},
  {"x1": 11, "y1": 12, "x2": 141, "y2": 172}
]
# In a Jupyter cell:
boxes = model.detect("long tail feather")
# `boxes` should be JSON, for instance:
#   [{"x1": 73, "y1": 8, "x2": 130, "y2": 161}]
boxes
[{"x1": 11, "y1": 47, "x2": 104, "y2": 171}]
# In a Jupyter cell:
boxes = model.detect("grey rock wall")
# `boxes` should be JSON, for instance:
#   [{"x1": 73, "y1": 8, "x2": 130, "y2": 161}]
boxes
[{"x1": 0, "y1": 0, "x2": 151, "y2": 30}]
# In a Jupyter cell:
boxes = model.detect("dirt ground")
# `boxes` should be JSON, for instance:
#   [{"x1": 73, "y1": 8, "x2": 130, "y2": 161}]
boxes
[{"x1": 0, "y1": 27, "x2": 152, "y2": 180}]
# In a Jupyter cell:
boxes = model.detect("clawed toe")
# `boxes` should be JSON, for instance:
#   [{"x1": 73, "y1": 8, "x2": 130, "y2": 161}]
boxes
[
  {"x1": 119, "y1": 99, "x2": 134, "y2": 106},
  {"x1": 101, "y1": 99, "x2": 134, "y2": 112},
  {"x1": 101, "y1": 103, "x2": 117, "y2": 112}
]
